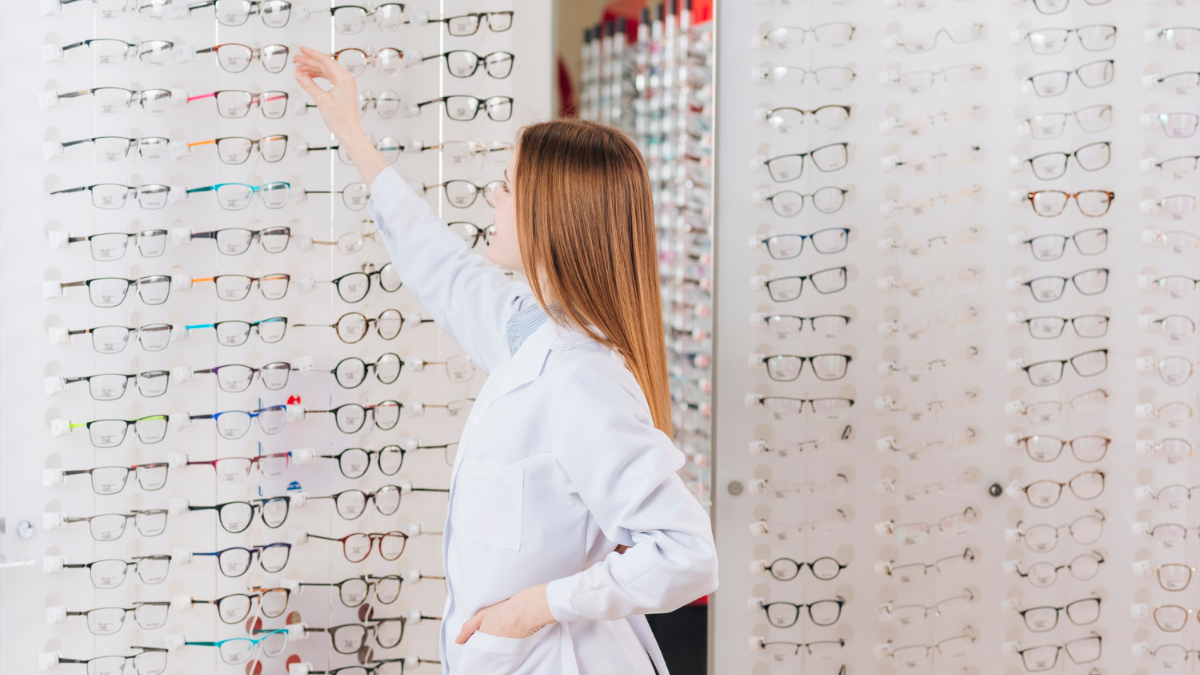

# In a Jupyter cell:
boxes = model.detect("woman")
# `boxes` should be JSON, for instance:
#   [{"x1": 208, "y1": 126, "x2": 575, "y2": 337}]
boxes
[{"x1": 293, "y1": 47, "x2": 718, "y2": 675}]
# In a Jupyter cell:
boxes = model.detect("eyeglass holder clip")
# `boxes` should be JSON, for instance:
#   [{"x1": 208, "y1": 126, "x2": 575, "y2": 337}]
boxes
[
  {"x1": 871, "y1": 643, "x2": 893, "y2": 660},
  {"x1": 1005, "y1": 359, "x2": 1025, "y2": 373},
  {"x1": 1004, "y1": 480, "x2": 1022, "y2": 499},
  {"x1": 165, "y1": 633, "x2": 186, "y2": 650},
  {"x1": 41, "y1": 281, "x2": 66, "y2": 299},
  {"x1": 45, "y1": 606, "x2": 71, "y2": 624},
  {"x1": 171, "y1": 548, "x2": 195, "y2": 564},
  {"x1": 1143, "y1": 74, "x2": 1162, "y2": 90},
  {"x1": 746, "y1": 596, "x2": 765, "y2": 611},
  {"x1": 42, "y1": 141, "x2": 67, "y2": 159},
  {"x1": 1139, "y1": 199, "x2": 1162, "y2": 214},
  {"x1": 411, "y1": 11, "x2": 431, "y2": 25},
  {"x1": 1002, "y1": 559, "x2": 1020, "y2": 575},
  {"x1": 874, "y1": 520, "x2": 895, "y2": 537},
  {"x1": 42, "y1": 469, "x2": 66, "y2": 486},
  {"x1": 43, "y1": 376, "x2": 69, "y2": 396},
  {"x1": 43, "y1": 556, "x2": 67, "y2": 573},
  {"x1": 1132, "y1": 521, "x2": 1151, "y2": 536},
  {"x1": 999, "y1": 598, "x2": 1020, "y2": 613},
  {"x1": 48, "y1": 418, "x2": 74, "y2": 436},
  {"x1": 1134, "y1": 484, "x2": 1155, "y2": 501},
  {"x1": 1001, "y1": 642, "x2": 1020, "y2": 656},
  {"x1": 289, "y1": 664, "x2": 313, "y2": 675},
  {"x1": 1132, "y1": 560, "x2": 1153, "y2": 577},
  {"x1": 37, "y1": 90, "x2": 63, "y2": 110},
  {"x1": 171, "y1": 596, "x2": 196, "y2": 611},
  {"x1": 748, "y1": 519, "x2": 769, "y2": 537},
  {"x1": 1135, "y1": 441, "x2": 1157, "y2": 456},
  {"x1": 748, "y1": 155, "x2": 768, "y2": 171},
  {"x1": 37, "y1": 652, "x2": 63, "y2": 670},
  {"x1": 173, "y1": 45, "x2": 198, "y2": 64},
  {"x1": 1136, "y1": 357, "x2": 1157, "y2": 373},
  {"x1": 1137, "y1": 274, "x2": 1159, "y2": 290},
  {"x1": 43, "y1": 512, "x2": 67, "y2": 530},
  {"x1": 748, "y1": 440, "x2": 768, "y2": 457},
  {"x1": 1131, "y1": 603, "x2": 1150, "y2": 619},
  {"x1": 1141, "y1": 157, "x2": 1160, "y2": 173}
]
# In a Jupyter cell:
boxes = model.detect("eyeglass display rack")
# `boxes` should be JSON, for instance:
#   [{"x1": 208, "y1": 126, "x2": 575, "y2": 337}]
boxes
[
  {"x1": 712, "y1": 0, "x2": 1197, "y2": 673},
  {"x1": 0, "y1": 2, "x2": 552, "y2": 673},
  {"x1": 580, "y1": 1, "x2": 715, "y2": 511}
]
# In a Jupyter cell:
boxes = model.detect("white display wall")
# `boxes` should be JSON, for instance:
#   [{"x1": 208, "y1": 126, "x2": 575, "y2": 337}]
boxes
[
  {"x1": 0, "y1": 2, "x2": 551, "y2": 674},
  {"x1": 712, "y1": 1, "x2": 1198, "y2": 674}
]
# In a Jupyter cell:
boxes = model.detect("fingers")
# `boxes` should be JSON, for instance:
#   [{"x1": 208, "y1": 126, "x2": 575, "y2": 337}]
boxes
[
  {"x1": 455, "y1": 611, "x2": 484, "y2": 644},
  {"x1": 295, "y1": 46, "x2": 349, "y2": 84}
]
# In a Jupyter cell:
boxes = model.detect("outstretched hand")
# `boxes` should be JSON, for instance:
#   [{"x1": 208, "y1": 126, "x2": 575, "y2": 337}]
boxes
[
  {"x1": 293, "y1": 46, "x2": 364, "y2": 142},
  {"x1": 293, "y1": 46, "x2": 389, "y2": 188}
]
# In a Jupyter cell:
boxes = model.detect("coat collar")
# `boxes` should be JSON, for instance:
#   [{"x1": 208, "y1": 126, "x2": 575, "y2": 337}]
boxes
[{"x1": 490, "y1": 318, "x2": 601, "y2": 400}]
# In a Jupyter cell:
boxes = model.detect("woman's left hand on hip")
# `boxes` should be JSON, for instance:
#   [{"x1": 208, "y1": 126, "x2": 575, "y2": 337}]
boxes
[{"x1": 456, "y1": 582, "x2": 557, "y2": 642}]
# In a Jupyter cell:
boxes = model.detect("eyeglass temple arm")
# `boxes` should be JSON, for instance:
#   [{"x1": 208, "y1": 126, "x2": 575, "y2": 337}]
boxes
[
  {"x1": 50, "y1": 186, "x2": 89, "y2": 196},
  {"x1": 410, "y1": 488, "x2": 449, "y2": 493}
]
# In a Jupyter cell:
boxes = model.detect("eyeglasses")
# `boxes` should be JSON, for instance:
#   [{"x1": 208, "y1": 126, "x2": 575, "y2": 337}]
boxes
[
  {"x1": 883, "y1": 105, "x2": 982, "y2": 136},
  {"x1": 57, "y1": 647, "x2": 168, "y2": 675},
  {"x1": 1140, "y1": 484, "x2": 1200, "y2": 510},
  {"x1": 758, "y1": 267, "x2": 848, "y2": 302},
  {"x1": 53, "y1": 275, "x2": 172, "y2": 307},
  {"x1": 58, "y1": 38, "x2": 174, "y2": 65},
  {"x1": 882, "y1": 549, "x2": 976, "y2": 584},
  {"x1": 194, "y1": 588, "x2": 291, "y2": 624},
  {"x1": 416, "y1": 95, "x2": 513, "y2": 122},
  {"x1": 187, "y1": 497, "x2": 291, "y2": 533},
  {"x1": 1015, "y1": 634, "x2": 1102, "y2": 671},
  {"x1": 1018, "y1": 105, "x2": 1114, "y2": 139},
  {"x1": 1146, "y1": 275, "x2": 1200, "y2": 299},
  {"x1": 422, "y1": 50, "x2": 515, "y2": 79},
  {"x1": 311, "y1": 486, "x2": 407, "y2": 520},
  {"x1": 753, "y1": 639, "x2": 845, "y2": 663},
  {"x1": 1149, "y1": 26, "x2": 1200, "y2": 48},
  {"x1": 1151, "y1": 564, "x2": 1200, "y2": 592},
  {"x1": 449, "y1": 221, "x2": 497, "y2": 248},
  {"x1": 57, "y1": 230, "x2": 167, "y2": 260},
  {"x1": 424, "y1": 180, "x2": 505, "y2": 208},
  {"x1": 304, "y1": 183, "x2": 370, "y2": 210},
  {"x1": 309, "y1": 531, "x2": 409, "y2": 563},
  {"x1": 60, "y1": 463, "x2": 169, "y2": 494},
  {"x1": 749, "y1": 395, "x2": 855, "y2": 420},
  {"x1": 883, "y1": 145, "x2": 983, "y2": 175},
  {"x1": 325, "y1": 354, "x2": 403, "y2": 388},
  {"x1": 882, "y1": 306, "x2": 980, "y2": 340},
  {"x1": 51, "y1": 183, "x2": 173, "y2": 209},
  {"x1": 1140, "y1": 522, "x2": 1200, "y2": 550},
  {"x1": 61, "y1": 415, "x2": 169, "y2": 448},
  {"x1": 880, "y1": 430, "x2": 980, "y2": 461},
  {"x1": 186, "y1": 317, "x2": 288, "y2": 346},
  {"x1": 1142, "y1": 356, "x2": 1200, "y2": 386},
  {"x1": 755, "y1": 313, "x2": 851, "y2": 338},
  {"x1": 883, "y1": 64, "x2": 984, "y2": 92},
  {"x1": 321, "y1": 446, "x2": 411, "y2": 479},
  {"x1": 1025, "y1": 60, "x2": 1115, "y2": 96},
  {"x1": 1011, "y1": 388, "x2": 1109, "y2": 424},
  {"x1": 1021, "y1": 143, "x2": 1112, "y2": 179},
  {"x1": 1147, "y1": 71, "x2": 1200, "y2": 93},
  {"x1": 758, "y1": 143, "x2": 849, "y2": 182},
  {"x1": 185, "y1": 628, "x2": 288, "y2": 665},
  {"x1": 324, "y1": 3, "x2": 406, "y2": 33},
  {"x1": 330, "y1": 263, "x2": 402, "y2": 302},
  {"x1": 181, "y1": 225, "x2": 296, "y2": 255},
  {"x1": 187, "y1": 406, "x2": 289, "y2": 439},
  {"x1": 1013, "y1": 434, "x2": 1110, "y2": 462},
  {"x1": 1018, "y1": 349, "x2": 1108, "y2": 386},
  {"x1": 1022, "y1": 190, "x2": 1114, "y2": 217},
  {"x1": 1145, "y1": 645, "x2": 1200, "y2": 671},
  {"x1": 1011, "y1": 551, "x2": 1104, "y2": 588},
  {"x1": 55, "y1": 370, "x2": 170, "y2": 400},
  {"x1": 64, "y1": 555, "x2": 171, "y2": 588},
  {"x1": 1013, "y1": 598, "x2": 1102, "y2": 632},
  {"x1": 186, "y1": 182, "x2": 290, "y2": 210},
  {"x1": 879, "y1": 507, "x2": 979, "y2": 546},
  {"x1": 430, "y1": 11, "x2": 514, "y2": 35},
  {"x1": 1016, "y1": 268, "x2": 1110, "y2": 302},
  {"x1": 185, "y1": 452, "x2": 292, "y2": 484},
  {"x1": 55, "y1": 135, "x2": 171, "y2": 162},
  {"x1": 1147, "y1": 155, "x2": 1200, "y2": 179},
  {"x1": 1010, "y1": 471, "x2": 1106, "y2": 507},
  {"x1": 1019, "y1": 314, "x2": 1110, "y2": 339},
  {"x1": 301, "y1": 619, "x2": 410, "y2": 653},
  {"x1": 759, "y1": 354, "x2": 852, "y2": 381},
  {"x1": 757, "y1": 556, "x2": 846, "y2": 581},
  {"x1": 754, "y1": 23, "x2": 857, "y2": 48},
  {"x1": 187, "y1": 135, "x2": 289, "y2": 164},
  {"x1": 755, "y1": 66, "x2": 856, "y2": 92},
  {"x1": 307, "y1": 401, "x2": 403, "y2": 433},
  {"x1": 758, "y1": 596, "x2": 845, "y2": 627},
  {"x1": 63, "y1": 509, "x2": 168, "y2": 541},
  {"x1": 1142, "y1": 195, "x2": 1198, "y2": 219},
  {"x1": 435, "y1": 441, "x2": 462, "y2": 466},
  {"x1": 1137, "y1": 438, "x2": 1200, "y2": 461},
  {"x1": 184, "y1": 276, "x2": 291, "y2": 305},
  {"x1": 298, "y1": 574, "x2": 407, "y2": 607},
  {"x1": 48, "y1": 87, "x2": 174, "y2": 114},
  {"x1": 757, "y1": 186, "x2": 848, "y2": 216},
  {"x1": 301, "y1": 136, "x2": 402, "y2": 165},
  {"x1": 1145, "y1": 112, "x2": 1200, "y2": 138},
  {"x1": 1018, "y1": 25, "x2": 1118, "y2": 53},
  {"x1": 880, "y1": 590, "x2": 975, "y2": 625},
  {"x1": 760, "y1": 104, "x2": 852, "y2": 132},
  {"x1": 296, "y1": 309, "x2": 419, "y2": 343},
  {"x1": 195, "y1": 43, "x2": 289, "y2": 73},
  {"x1": 877, "y1": 630, "x2": 978, "y2": 669},
  {"x1": 345, "y1": 89, "x2": 402, "y2": 119},
  {"x1": 886, "y1": 24, "x2": 984, "y2": 52},
  {"x1": 183, "y1": 0, "x2": 293, "y2": 27},
  {"x1": 1010, "y1": 511, "x2": 1105, "y2": 552},
  {"x1": 63, "y1": 602, "x2": 171, "y2": 635},
  {"x1": 194, "y1": 543, "x2": 292, "y2": 577},
  {"x1": 187, "y1": 90, "x2": 289, "y2": 119},
  {"x1": 313, "y1": 222, "x2": 387, "y2": 254},
  {"x1": 1138, "y1": 401, "x2": 1198, "y2": 427},
  {"x1": 328, "y1": 47, "x2": 402, "y2": 78},
  {"x1": 1020, "y1": 0, "x2": 1110, "y2": 13},
  {"x1": 419, "y1": 139, "x2": 513, "y2": 163}
]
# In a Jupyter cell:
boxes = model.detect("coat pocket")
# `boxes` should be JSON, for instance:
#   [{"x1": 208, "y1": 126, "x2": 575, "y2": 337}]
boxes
[
  {"x1": 455, "y1": 626, "x2": 558, "y2": 675},
  {"x1": 454, "y1": 456, "x2": 524, "y2": 550}
]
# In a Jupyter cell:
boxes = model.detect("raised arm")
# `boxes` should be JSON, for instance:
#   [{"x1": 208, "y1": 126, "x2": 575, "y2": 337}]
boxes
[{"x1": 293, "y1": 47, "x2": 530, "y2": 372}]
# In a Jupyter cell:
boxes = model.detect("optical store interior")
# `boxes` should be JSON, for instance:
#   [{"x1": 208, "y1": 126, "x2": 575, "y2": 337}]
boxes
[{"x1": 1, "y1": 0, "x2": 1197, "y2": 673}]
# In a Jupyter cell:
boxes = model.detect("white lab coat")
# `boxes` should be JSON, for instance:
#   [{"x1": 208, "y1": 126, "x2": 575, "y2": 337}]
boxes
[{"x1": 366, "y1": 167, "x2": 719, "y2": 675}]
